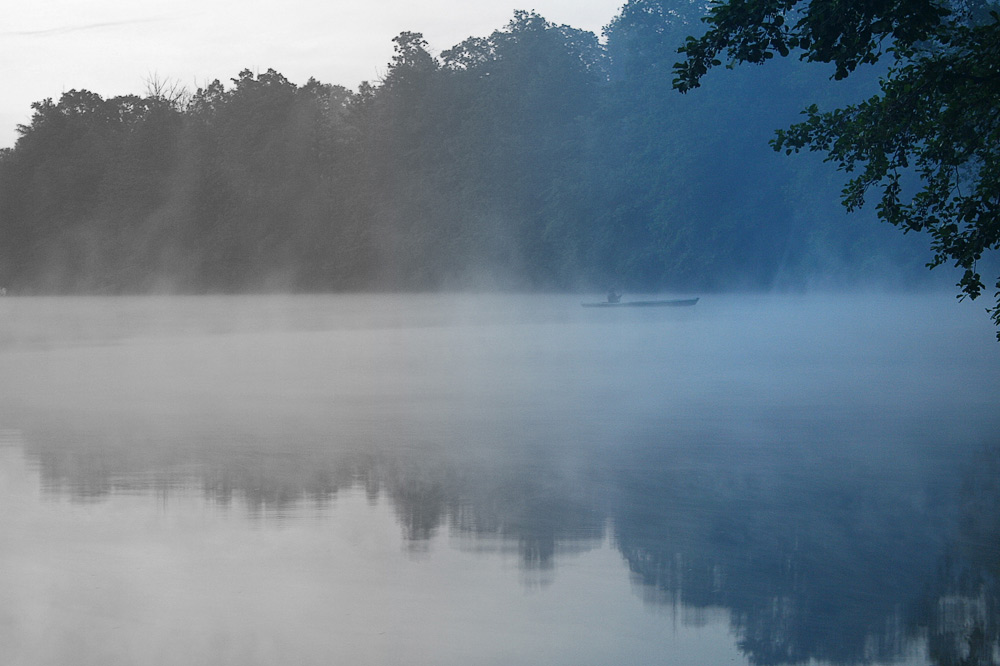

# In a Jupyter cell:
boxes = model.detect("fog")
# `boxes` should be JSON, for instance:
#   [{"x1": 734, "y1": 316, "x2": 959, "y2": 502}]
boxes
[
  {"x1": 1, "y1": 1, "x2": 997, "y2": 661},
  {"x1": 3, "y1": 10, "x2": 971, "y2": 303},
  {"x1": 0, "y1": 292, "x2": 997, "y2": 665},
  {"x1": 5, "y1": 292, "x2": 992, "y2": 461}
]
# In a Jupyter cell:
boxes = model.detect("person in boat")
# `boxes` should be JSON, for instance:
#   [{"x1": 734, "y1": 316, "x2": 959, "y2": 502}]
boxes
[{"x1": 607, "y1": 288, "x2": 621, "y2": 303}]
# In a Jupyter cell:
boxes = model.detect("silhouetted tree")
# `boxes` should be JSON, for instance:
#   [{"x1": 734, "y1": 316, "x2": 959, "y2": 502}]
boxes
[{"x1": 675, "y1": 0, "x2": 1000, "y2": 337}]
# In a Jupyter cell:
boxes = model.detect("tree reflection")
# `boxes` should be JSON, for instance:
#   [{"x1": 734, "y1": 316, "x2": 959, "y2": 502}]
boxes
[
  {"x1": 388, "y1": 474, "x2": 451, "y2": 543},
  {"x1": 919, "y1": 446, "x2": 1000, "y2": 666},
  {"x1": 610, "y1": 435, "x2": 959, "y2": 665},
  {"x1": 13, "y1": 419, "x2": 999, "y2": 666},
  {"x1": 449, "y1": 473, "x2": 605, "y2": 571},
  {"x1": 18, "y1": 424, "x2": 607, "y2": 570}
]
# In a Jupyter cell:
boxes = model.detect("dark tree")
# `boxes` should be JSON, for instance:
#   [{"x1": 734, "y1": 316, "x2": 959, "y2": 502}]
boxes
[
  {"x1": 440, "y1": 11, "x2": 607, "y2": 287},
  {"x1": 675, "y1": 0, "x2": 1000, "y2": 337},
  {"x1": 0, "y1": 7, "x2": 957, "y2": 296}
]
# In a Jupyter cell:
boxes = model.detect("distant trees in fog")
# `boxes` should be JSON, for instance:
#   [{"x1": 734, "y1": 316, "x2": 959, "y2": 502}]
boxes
[{"x1": 0, "y1": 4, "x2": 932, "y2": 294}]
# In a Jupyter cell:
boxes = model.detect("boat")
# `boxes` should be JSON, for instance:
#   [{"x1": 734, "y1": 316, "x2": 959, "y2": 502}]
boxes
[{"x1": 581, "y1": 297, "x2": 699, "y2": 308}]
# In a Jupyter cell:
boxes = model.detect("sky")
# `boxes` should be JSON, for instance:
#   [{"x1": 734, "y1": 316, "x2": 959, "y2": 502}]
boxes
[{"x1": 1, "y1": 0, "x2": 626, "y2": 149}]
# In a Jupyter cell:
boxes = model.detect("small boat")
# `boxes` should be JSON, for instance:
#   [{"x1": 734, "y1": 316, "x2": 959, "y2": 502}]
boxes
[{"x1": 581, "y1": 297, "x2": 699, "y2": 308}]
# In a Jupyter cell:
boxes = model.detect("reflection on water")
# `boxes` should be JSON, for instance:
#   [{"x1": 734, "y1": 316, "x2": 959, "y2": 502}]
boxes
[{"x1": 0, "y1": 294, "x2": 998, "y2": 665}]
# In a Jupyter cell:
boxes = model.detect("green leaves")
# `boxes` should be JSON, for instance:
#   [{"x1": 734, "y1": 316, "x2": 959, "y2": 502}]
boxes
[{"x1": 677, "y1": 0, "x2": 1000, "y2": 339}]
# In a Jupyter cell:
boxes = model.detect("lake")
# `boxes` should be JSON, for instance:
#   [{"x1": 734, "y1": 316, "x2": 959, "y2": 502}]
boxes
[{"x1": 0, "y1": 293, "x2": 997, "y2": 666}]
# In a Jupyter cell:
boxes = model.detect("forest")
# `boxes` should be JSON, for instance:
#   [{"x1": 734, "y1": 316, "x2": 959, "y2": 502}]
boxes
[{"x1": 0, "y1": 1, "x2": 938, "y2": 294}]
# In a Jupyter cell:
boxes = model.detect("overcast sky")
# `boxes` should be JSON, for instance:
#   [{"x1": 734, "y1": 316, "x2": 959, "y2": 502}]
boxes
[{"x1": 2, "y1": 0, "x2": 625, "y2": 148}]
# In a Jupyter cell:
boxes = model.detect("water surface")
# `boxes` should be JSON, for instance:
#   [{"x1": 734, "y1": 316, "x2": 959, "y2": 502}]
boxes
[{"x1": 0, "y1": 293, "x2": 997, "y2": 666}]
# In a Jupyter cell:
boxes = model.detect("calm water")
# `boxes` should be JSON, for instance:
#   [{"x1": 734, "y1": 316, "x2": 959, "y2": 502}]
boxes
[{"x1": 0, "y1": 293, "x2": 997, "y2": 666}]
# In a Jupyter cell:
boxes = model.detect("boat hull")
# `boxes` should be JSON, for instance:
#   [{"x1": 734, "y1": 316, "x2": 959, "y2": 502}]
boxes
[{"x1": 581, "y1": 298, "x2": 699, "y2": 308}]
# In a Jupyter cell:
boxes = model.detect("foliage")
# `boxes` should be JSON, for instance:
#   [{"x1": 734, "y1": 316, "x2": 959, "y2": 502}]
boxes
[
  {"x1": 0, "y1": 6, "x2": 944, "y2": 298},
  {"x1": 674, "y1": 0, "x2": 1000, "y2": 337}
]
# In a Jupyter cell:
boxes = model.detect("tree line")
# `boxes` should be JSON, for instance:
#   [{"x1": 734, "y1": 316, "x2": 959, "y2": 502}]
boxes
[{"x1": 0, "y1": 4, "x2": 935, "y2": 295}]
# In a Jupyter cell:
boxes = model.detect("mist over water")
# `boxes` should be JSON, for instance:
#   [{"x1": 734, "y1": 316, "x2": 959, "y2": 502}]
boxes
[{"x1": 0, "y1": 292, "x2": 997, "y2": 665}]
